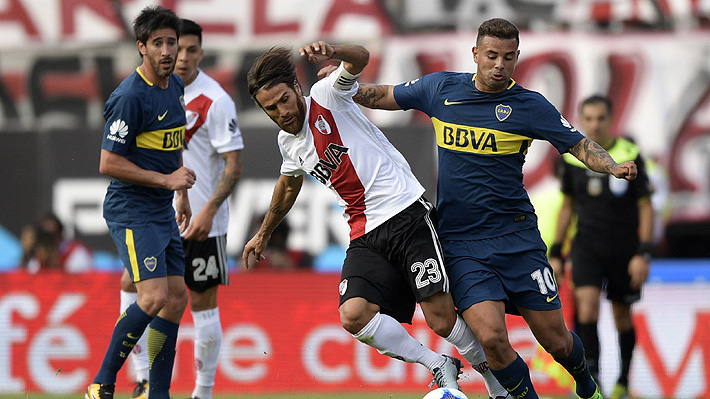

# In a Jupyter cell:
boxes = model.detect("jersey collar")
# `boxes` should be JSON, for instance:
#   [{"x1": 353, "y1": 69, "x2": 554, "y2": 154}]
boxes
[{"x1": 471, "y1": 73, "x2": 517, "y2": 91}]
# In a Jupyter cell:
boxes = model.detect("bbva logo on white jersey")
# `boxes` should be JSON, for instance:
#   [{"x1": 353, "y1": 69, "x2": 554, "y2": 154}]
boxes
[{"x1": 314, "y1": 114, "x2": 331, "y2": 135}]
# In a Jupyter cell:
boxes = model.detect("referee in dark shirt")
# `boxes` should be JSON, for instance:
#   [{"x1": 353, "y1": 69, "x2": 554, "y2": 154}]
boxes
[{"x1": 549, "y1": 95, "x2": 654, "y2": 399}]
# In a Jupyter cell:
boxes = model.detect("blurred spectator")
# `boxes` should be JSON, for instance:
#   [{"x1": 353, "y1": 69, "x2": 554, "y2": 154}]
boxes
[{"x1": 20, "y1": 211, "x2": 93, "y2": 273}]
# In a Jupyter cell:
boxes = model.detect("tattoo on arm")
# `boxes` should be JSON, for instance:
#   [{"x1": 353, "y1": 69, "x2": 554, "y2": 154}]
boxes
[
  {"x1": 569, "y1": 138, "x2": 617, "y2": 174},
  {"x1": 354, "y1": 84, "x2": 388, "y2": 108},
  {"x1": 207, "y1": 153, "x2": 241, "y2": 212}
]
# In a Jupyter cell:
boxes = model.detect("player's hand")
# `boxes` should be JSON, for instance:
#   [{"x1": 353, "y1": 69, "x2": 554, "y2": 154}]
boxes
[
  {"x1": 548, "y1": 257, "x2": 565, "y2": 280},
  {"x1": 242, "y1": 234, "x2": 268, "y2": 269},
  {"x1": 175, "y1": 193, "x2": 192, "y2": 234},
  {"x1": 166, "y1": 166, "x2": 197, "y2": 190},
  {"x1": 317, "y1": 64, "x2": 339, "y2": 79},
  {"x1": 299, "y1": 41, "x2": 334, "y2": 64},
  {"x1": 183, "y1": 209, "x2": 213, "y2": 241},
  {"x1": 614, "y1": 161, "x2": 638, "y2": 181},
  {"x1": 628, "y1": 255, "x2": 649, "y2": 290}
]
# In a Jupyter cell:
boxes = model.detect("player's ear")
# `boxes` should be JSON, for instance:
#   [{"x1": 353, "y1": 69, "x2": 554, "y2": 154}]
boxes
[
  {"x1": 294, "y1": 80, "x2": 302, "y2": 96},
  {"x1": 137, "y1": 40, "x2": 146, "y2": 57}
]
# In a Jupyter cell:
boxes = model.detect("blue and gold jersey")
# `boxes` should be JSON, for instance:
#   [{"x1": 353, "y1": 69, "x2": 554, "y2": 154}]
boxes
[
  {"x1": 394, "y1": 72, "x2": 584, "y2": 240},
  {"x1": 102, "y1": 67, "x2": 186, "y2": 223}
]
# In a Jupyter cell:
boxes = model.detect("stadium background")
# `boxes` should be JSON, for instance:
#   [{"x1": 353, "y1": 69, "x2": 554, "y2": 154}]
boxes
[{"x1": 0, "y1": 0, "x2": 708, "y2": 398}]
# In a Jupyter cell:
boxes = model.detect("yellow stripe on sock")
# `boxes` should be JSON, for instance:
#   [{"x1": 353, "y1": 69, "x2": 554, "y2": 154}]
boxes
[{"x1": 147, "y1": 327, "x2": 167, "y2": 369}]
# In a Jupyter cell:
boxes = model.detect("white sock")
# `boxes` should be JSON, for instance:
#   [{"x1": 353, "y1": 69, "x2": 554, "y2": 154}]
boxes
[
  {"x1": 191, "y1": 307, "x2": 222, "y2": 399},
  {"x1": 445, "y1": 314, "x2": 508, "y2": 398},
  {"x1": 120, "y1": 290, "x2": 149, "y2": 383},
  {"x1": 353, "y1": 312, "x2": 445, "y2": 371}
]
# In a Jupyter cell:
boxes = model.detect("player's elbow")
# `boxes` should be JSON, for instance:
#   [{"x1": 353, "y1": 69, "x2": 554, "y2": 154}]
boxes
[{"x1": 98, "y1": 162, "x2": 110, "y2": 176}]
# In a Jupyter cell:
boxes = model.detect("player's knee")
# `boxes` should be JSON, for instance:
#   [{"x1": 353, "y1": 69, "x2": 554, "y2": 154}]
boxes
[
  {"x1": 339, "y1": 300, "x2": 375, "y2": 334},
  {"x1": 541, "y1": 331, "x2": 573, "y2": 358},
  {"x1": 420, "y1": 293, "x2": 457, "y2": 337},
  {"x1": 137, "y1": 291, "x2": 169, "y2": 316},
  {"x1": 476, "y1": 326, "x2": 509, "y2": 352},
  {"x1": 167, "y1": 286, "x2": 189, "y2": 315},
  {"x1": 424, "y1": 311, "x2": 456, "y2": 338}
]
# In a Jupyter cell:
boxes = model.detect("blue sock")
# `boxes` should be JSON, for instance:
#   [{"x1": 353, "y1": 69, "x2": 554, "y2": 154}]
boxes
[
  {"x1": 491, "y1": 354, "x2": 538, "y2": 399},
  {"x1": 94, "y1": 303, "x2": 153, "y2": 384},
  {"x1": 147, "y1": 316, "x2": 180, "y2": 399},
  {"x1": 554, "y1": 331, "x2": 598, "y2": 398}
]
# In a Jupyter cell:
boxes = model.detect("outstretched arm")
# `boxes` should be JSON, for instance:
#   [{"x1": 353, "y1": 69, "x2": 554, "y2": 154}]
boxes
[
  {"x1": 299, "y1": 41, "x2": 369, "y2": 76},
  {"x1": 354, "y1": 83, "x2": 401, "y2": 110},
  {"x1": 242, "y1": 174, "x2": 303, "y2": 268},
  {"x1": 568, "y1": 138, "x2": 638, "y2": 181}
]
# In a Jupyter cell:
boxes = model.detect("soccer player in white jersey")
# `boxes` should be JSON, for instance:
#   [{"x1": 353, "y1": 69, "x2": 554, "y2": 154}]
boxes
[
  {"x1": 243, "y1": 42, "x2": 509, "y2": 398},
  {"x1": 120, "y1": 19, "x2": 243, "y2": 399}
]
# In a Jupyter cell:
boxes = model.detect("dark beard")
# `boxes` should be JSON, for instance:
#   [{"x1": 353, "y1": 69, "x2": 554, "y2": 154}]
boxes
[{"x1": 150, "y1": 57, "x2": 174, "y2": 78}]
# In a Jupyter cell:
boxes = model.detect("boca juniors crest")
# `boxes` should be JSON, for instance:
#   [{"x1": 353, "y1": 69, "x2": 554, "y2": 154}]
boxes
[{"x1": 495, "y1": 104, "x2": 512, "y2": 121}]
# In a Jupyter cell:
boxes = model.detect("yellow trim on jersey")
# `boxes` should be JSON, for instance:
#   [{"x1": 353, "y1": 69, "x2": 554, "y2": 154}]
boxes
[
  {"x1": 136, "y1": 66, "x2": 154, "y2": 87},
  {"x1": 471, "y1": 73, "x2": 517, "y2": 90},
  {"x1": 136, "y1": 126, "x2": 186, "y2": 150},
  {"x1": 432, "y1": 117, "x2": 532, "y2": 155},
  {"x1": 563, "y1": 138, "x2": 640, "y2": 169},
  {"x1": 126, "y1": 228, "x2": 140, "y2": 282}
]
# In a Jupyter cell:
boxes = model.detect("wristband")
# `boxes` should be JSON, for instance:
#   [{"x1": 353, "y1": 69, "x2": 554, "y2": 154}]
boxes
[
  {"x1": 549, "y1": 243, "x2": 563, "y2": 258},
  {"x1": 636, "y1": 242, "x2": 655, "y2": 260},
  {"x1": 332, "y1": 62, "x2": 361, "y2": 91}
]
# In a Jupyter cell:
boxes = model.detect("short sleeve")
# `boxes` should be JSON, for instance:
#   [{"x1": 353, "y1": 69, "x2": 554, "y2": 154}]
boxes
[
  {"x1": 559, "y1": 160, "x2": 575, "y2": 196},
  {"x1": 102, "y1": 90, "x2": 143, "y2": 155},
  {"x1": 393, "y1": 72, "x2": 442, "y2": 114},
  {"x1": 631, "y1": 154, "x2": 654, "y2": 200},
  {"x1": 527, "y1": 98, "x2": 584, "y2": 154},
  {"x1": 206, "y1": 94, "x2": 244, "y2": 153},
  {"x1": 277, "y1": 139, "x2": 305, "y2": 177}
]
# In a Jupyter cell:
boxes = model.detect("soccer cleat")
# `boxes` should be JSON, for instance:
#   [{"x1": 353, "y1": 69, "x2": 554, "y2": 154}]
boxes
[
  {"x1": 430, "y1": 354, "x2": 464, "y2": 390},
  {"x1": 85, "y1": 383, "x2": 115, "y2": 399},
  {"x1": 584, "y1": 387, "x2": 604, "y2": 399},
  {"x1": 131, "y1": 379, "x2": 149, "y2": 399},
  {"x1": 490, "y1": 396, "x2": 512, "y2": 399},
  {"x1": 608, "y1": 384, "x2": 629, "y2": 399}
]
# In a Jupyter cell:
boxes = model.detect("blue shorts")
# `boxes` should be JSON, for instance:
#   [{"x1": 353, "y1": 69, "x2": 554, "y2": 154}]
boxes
[
  {"x1": 107, "y1": 219, "x2": 185, "y2": 282},
  {"x1": 443, "y1": 227, "x2": 561, "y2": 314}
]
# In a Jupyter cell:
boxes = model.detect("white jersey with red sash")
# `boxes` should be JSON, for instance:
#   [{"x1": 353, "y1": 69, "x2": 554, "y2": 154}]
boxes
[
  {"x1": 277, "y1": 64, "x2": 424, "y2": 240},
  {"x1": 181, "y1": 69, "x2": 244, "y2": 237}
]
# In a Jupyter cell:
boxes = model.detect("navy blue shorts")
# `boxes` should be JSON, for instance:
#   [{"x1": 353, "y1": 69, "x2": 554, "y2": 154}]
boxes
[
  {"x1": 107, "y1": 219, "x2": 185, "y2": 282},
  {"x1": 444, "y1": 227, "x2": 561, "y2": 314}
]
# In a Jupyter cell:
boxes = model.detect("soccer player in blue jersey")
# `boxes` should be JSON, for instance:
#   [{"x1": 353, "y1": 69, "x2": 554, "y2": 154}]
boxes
[
  {"x1": 350, "y1": 18, "x2": 638, "y2": 399},
  {"x1": 86, "y1": 6, "x2": 195, "y2": 399}
]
